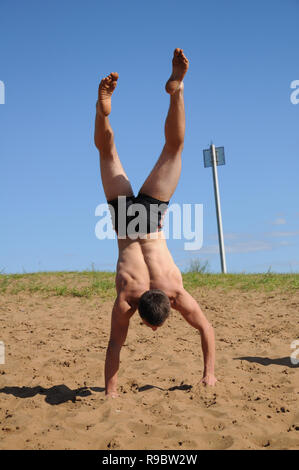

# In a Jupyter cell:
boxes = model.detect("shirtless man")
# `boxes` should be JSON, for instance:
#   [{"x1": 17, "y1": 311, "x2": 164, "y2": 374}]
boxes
[{"x1": 94, "y1": 49, "x2": 217, "y2": 397}]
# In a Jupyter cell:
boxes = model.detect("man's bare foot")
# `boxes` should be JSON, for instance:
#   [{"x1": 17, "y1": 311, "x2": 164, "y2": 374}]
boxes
[
  {"x1": 97, "y1": 72, "x2": 119, "y2": 116},
  {"x1": 165, "y1": 48, "x2": 189, "y2": 95}
]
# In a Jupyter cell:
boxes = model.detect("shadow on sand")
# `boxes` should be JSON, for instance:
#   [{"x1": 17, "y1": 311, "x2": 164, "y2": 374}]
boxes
[
  {"x1": 0, "y1": 383, "x2": 192, "y2": 405},
  {"x1": 0, "y1": 385, "x2": 105, "y2": 405},
  {"x1": 138, "y1": 384, "x2": 192, "y2": 393},
  {"x1": 234, "y1": 356, "x2": 299, "y2": 369}
]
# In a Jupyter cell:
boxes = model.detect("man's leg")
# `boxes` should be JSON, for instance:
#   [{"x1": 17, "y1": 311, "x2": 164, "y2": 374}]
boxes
[
  {"x1": 94, "y1": 72, "x2": 133, "y2": 201},
  {"x1": 139, "y1": 49, "x2": 189, "y2": 202}
]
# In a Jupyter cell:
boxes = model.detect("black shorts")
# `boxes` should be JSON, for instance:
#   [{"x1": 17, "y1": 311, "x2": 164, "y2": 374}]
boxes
[{"x1": 107, "y1": 192, "x2": 169, "y2": 237}]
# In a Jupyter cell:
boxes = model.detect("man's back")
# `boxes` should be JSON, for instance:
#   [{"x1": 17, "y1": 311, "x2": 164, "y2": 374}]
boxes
[{"x1": 116, "y1": 235, "x2": 183, "y2": 308}]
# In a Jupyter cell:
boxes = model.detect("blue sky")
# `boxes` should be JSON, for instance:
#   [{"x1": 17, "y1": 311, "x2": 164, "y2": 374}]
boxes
[{"x1": 0, "y1": 0, "x2": 298, "y2": 274}]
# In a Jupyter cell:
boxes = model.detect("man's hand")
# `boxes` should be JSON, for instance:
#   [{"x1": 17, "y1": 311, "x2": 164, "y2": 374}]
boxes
[
  {"x1": 201, "y1": 374, "x2": 217, "y2": 387},
  {"x1": 106, "y1": 391, "x2": 119, "y2": 399}
]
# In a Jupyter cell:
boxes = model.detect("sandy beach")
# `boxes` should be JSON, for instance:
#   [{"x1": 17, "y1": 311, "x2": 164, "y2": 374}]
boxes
[{"x1": 0, "y1": 277, "x2": 298, "y2": 450}]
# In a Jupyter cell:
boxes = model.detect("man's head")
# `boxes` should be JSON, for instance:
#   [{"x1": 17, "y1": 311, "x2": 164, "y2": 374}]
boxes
[{"x1": 138, "y1": 289, "x2": 171, "y2": 329}]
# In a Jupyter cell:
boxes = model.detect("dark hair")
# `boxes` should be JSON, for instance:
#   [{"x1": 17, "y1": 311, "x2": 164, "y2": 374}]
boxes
[{"x1": 138, "y1": 289, "x2": 171, "y2": 326}]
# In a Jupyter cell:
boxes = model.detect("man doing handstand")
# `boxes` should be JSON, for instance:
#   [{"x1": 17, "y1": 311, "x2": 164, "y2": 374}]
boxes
[{"x1": 94, "y1": 49, "x2": 217, "y2": 397}]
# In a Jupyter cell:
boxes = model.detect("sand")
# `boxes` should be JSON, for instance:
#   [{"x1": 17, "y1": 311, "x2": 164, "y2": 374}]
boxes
[{"x1": 0, "y1": 287, "x2": 298, "y2": 450}]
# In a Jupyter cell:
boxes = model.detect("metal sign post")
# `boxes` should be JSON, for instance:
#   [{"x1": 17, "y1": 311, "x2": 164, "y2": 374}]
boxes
[{"x1": 203, "y1": 144, "x2": 227, "y2": 273}]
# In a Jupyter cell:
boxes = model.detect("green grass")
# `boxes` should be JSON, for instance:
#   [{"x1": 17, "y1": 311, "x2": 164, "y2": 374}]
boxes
[
  {"x1": 0, "y1": 271, "x2": 116, "y2": 299},
  {"x1": 183, "y1": 272, "x2": 299, "y2": 293},
  {"x1": 0, "y1": 271, "x2": 298, "y2": 299}
]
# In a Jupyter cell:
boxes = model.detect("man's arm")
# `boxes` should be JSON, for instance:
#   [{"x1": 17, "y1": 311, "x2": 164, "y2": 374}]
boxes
[
  {"x1": 105, "y1": 297, "x2": 136, "y2": 397},
  {"x1": 173, "y1": 288, "x2": 217, "y2": 386}
]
